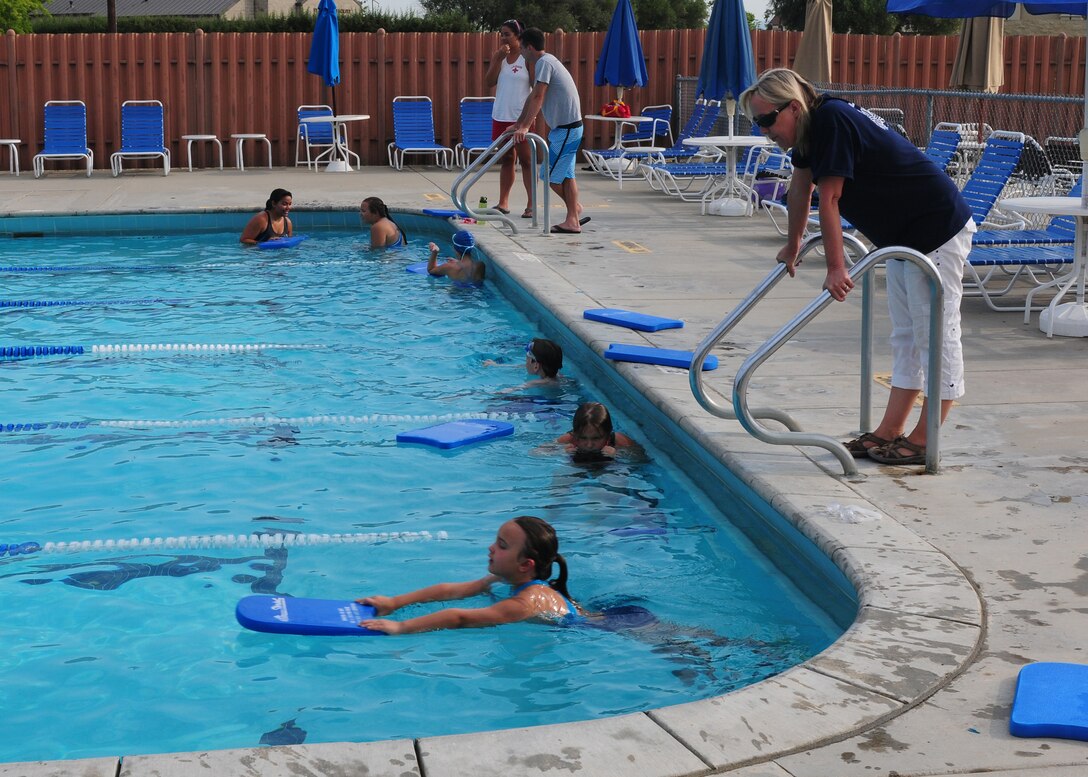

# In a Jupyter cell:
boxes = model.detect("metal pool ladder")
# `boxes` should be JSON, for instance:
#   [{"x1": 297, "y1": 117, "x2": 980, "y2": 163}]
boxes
[
  {"x1": 450, "y1": 130, "x2": 551, "y2": 235},
  {"x1": 689, "y1": 233, "x2": 946, "y2": 475}
]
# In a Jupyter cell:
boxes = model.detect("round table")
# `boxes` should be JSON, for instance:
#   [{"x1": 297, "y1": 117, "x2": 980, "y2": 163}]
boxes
[
  {"x1": 181, "y1": 134, "x2": 223, "y2": 172},
  {"x1": 299, "y1": 114, "x2": 370, "y2": 172},
  {"x1": 584, "y1": 114, "x2": 654, "y2": 150},
  {"x1": 682, "y1": 135, "x2": 774, "y2": 216},
  {"x1": 1001, "y1": 195, "x2": 1088, "y2": 338}
]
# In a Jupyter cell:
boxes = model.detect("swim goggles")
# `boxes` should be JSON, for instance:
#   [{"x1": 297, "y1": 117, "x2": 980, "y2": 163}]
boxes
[{"x1": 525, "y1": 342, "x2": 537, "y2": 362}]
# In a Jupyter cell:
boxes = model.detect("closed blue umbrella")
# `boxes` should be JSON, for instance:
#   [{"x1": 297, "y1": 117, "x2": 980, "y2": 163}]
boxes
[
  {"x1": 308, "y1": 0, "x2": 341, "y2": 115},
  {"x1": 696, "y1": 0, "x2": 756, "y2": 134},
  {"x1": 594, "y1": 0, "x2": 649, "y2": 101}
]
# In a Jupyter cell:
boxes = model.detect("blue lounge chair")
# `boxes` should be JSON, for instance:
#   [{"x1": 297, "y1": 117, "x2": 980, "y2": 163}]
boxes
[
  {"x1": 110, "y1": 100, "x2": 170, "y2": 177},
  {"x1": 960, "y1": 130, "x2": 1026, "y2": 228},
  {"x1": 584, "y1": 99, "x2": 721, "y2": 178},
  {"x1": 619, "y1": 104, "x2": 673, "y2": 148},
  {"x1": 454, "y1": 97, "x2": 496, "y2": 169},
  {"x1": 295, "y1": 104, "x2": 360, "y2": 171},
  {"x1": 922, "y1": 122, "x2": 965, "y2": 176},
  {"x1": 387, "y1": 96, "x2": 454, "y2": 170},
  {"x1": 33, "y1": 100, "x2": 93, "y2": 178}
]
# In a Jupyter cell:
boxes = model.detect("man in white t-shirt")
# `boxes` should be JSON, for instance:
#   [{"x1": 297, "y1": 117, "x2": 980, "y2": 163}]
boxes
[{"x1": 513, "y1": 28, "x2": 588, "y2": 234}]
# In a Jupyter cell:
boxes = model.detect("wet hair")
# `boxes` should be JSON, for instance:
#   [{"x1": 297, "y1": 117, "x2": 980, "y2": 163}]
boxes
[
  {"x1": 571, "y1": 401, "x2": 613, "y2": 439},
  {"x1": 738, "y1": 68, "x2": 819, "y2": 154},
  {"x1": 520, "y1": 27, "x2": 545, "y2": 52},
  {"x1": 362, "y1": 196, "x2": 407, "y2": 243},
  {"x1": 265, "y1": 188, "x2": 292, "y2": 211},
  {"x1": 513, "y1": 516, "x2": 572, "y2": 601},
  {"x1": 501, "y1": 19, "x2": 523, "y2": 36},
  {"x1": 527, "y1": 337, "x2": 562, "y2": 378}
]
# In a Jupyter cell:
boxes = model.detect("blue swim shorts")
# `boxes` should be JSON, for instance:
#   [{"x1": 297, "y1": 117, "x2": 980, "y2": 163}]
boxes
[{"x1": 544, "y1": 125, "x2": 583, "y2": 185}]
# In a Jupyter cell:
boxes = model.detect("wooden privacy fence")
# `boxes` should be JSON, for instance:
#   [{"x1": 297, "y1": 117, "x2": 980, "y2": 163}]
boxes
[{"x1": 1, "y1": 27, "x2": 1084, "y2": 171}]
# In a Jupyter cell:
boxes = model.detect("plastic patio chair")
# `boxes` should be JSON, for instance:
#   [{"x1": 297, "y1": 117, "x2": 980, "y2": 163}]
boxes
[
  {"x1": 619, "y1": 104, "x2": 674, "y2": 148},
  {"x1": 110, "y1": 100, "x2": 170, "y2": 177},
  {"x1": 295, "y1": 104, "x2": 360, "y2": 171},
  {"x1": 386, "y1": 96, "x2": 454, "y2": 170},
  {"x1": 454, "y1": 97, "x2": 496, "y2": 169},
  {"x1": 33, "y1": 100, "x2": 94, "y2": 178}
]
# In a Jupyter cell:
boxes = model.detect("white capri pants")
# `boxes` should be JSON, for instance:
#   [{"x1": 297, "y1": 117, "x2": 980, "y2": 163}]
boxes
[{"x1": 885, "y1": 218, "x2": 974, "y2": 401}]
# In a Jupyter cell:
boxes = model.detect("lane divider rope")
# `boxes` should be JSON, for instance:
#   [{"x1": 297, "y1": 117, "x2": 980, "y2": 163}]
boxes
[
  {"x1": 0, "y1": 298, "x2": 175, "y2": 309},
  {"x1": 0, "y1": 530, "x2": 449, "y2": 558},
  {"x1": 1, "y1": 411, "x2": 552, "y2": 433},
  {"x1": 0, "y1": 343, "x2": 325, "y2": 359}
]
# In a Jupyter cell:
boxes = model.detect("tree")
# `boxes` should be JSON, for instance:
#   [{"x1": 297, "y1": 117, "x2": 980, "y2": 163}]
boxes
[
  {"x1": 0, "y1": 0, "x2": 48, "y2": 33},
  {"x1": 767, "y1": 0, "x2": 958, "y2": 35},
  {"x1": 419, "y1": 0, "x2": 706, "y2": 32}
]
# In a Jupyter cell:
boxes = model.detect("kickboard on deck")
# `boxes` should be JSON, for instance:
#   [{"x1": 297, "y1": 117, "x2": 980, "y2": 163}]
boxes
[
  {"x1": 583, "y1": 309, "x2": 684, "y2": 332},
  {"x1": 396, "y1": 419, "x2": 514, "y2": 449},
  {"x1": 236, "y1": 595, "x2": 384, "y2": 636},
  {"x1": 1010, "y1": 662, "x2": 1088, "y2": 740},
  {"x1": 604, "y1": 344, "x2": 717, "y2": 371}
]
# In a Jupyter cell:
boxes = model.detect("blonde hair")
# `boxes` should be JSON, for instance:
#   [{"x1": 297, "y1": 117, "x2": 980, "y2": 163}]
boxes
[{"x1": 739, "y1": 68, "x2": 820, "y2": 154}]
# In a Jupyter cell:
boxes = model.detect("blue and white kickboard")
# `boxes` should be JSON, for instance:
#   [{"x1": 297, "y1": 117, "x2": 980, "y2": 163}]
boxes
[
  {"x1": 236, "y1": 595, "x2": 384, "y2": 636},
  {"x1": 396, "y1": 419, "x2": 514, "y2": 449},
  {"x1": 1010, "y1": 662, "x2": 1088, "y2": 740},
  {"x1": 584, "y1": 308, "x2": 683, "y2": 332},
  {"x1": 406, "y1": 260, "x2": 453, "y2": 275},
  {"x1": 257, "y1": 235, "x2": 307, "y2": 250},
  {"x1": 604, "y1": 344, "x2": 718, "y2": 371},
  {"x1": 422, "y1": 208, "x2": 470, "y2": 219}
]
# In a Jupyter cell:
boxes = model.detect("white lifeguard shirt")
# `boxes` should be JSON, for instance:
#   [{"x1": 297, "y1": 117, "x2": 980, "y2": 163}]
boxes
[{"x1": 492, "y1": 54, "x2": 531, "y2": 122}]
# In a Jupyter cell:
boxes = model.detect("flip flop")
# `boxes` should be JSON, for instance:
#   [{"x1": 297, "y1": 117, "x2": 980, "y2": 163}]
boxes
[
  {"x1": 551, "y1": 225, "x2": 582, "y2": 234},
  {"x1": 521, "y1": 209, "x2": 533, "y2": 219},
  {"x1": 579, "y1": 216, "x2": 591, "y2": 226},
  {"x1": 495, "y1": 207, "x2": 510, "y2": 215}
]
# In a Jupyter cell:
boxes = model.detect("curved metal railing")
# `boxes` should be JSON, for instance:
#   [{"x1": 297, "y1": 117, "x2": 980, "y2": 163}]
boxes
[
  {"x1": 450, "y1": 130, "x2": 550, "y2": 235},
  {"x1": 689, "y1": 233, "x2": 871, "y2": 432},
  {"x1": 732, "y1": 241, "x2": 944, "y2": 476}
]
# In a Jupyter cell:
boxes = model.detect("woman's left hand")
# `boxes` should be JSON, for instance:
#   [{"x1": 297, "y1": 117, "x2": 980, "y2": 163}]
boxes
[{"x1": 360, "y1": 618, "x2": 402, "y2": 634}]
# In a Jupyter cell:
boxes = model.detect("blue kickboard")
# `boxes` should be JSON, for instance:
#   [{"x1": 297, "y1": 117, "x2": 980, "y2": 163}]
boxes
[
  {"x1": 406, "y1": 260, "x2": 452, "y2": 275},
  {"x1": 604, "y1": 343, "x2": 718, "y2": 371},
  {"x1": 1010, "y1": 662, "x2": 1088, "y2": 740},
  {"x1": 396, "y1": 418, "x2": 514, "y2": 449},
  {"x1": 235, "y1": 595, "x2": 384, "y2": 636},
  {"x1": 422, "y1": 208, "x2": 470, "y2": 219},
  {"x1": 584, "y1": 308, "x2": 684, "y2": 332},
  {"x1": 257, "y1": 235, "x2": 307, "y2": 249}
]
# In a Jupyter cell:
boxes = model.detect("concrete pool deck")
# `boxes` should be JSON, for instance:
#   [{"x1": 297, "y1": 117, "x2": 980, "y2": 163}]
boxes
[{"x1": 2, "y1": 164, "x2": 1086, "y2": 777}]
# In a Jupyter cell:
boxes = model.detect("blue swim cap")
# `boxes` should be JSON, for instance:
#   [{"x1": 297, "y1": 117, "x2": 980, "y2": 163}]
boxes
[{"x1": 452, "y1": 230, "x2": 475, "y2": 253}]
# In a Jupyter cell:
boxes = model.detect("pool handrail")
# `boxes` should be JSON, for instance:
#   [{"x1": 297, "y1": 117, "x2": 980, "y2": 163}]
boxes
[
  {"x1": 732, "y1": 239, "x2": 944, "y2": 476},
  {"x1": 450, "y1": 129, "x2": 550, "y2": 235},
  {"x1": 689, "y1": 233, "x2": 871, "y2": 433}
]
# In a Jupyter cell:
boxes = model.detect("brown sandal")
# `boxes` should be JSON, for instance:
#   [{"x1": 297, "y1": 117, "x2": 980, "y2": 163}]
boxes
[
  {"x1": 843, "y1": 432, "x2": 892, "y2": 459},
  {"x1": 867, "y1": 435, "x2": 927, "y2": 465}
]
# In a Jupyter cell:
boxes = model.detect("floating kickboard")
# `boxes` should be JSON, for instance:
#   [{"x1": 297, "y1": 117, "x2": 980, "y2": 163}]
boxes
[
  {"x1": 257, "y1": 235, "x2": 307, "y2": 250},
  {"x1": 1010, "y1": 662, "x2": 1088, "y2": 740},
  {"x1": 236, "y1": 595, "x2": 384, "y2": 636},
  {"x1": 422, "y1": 208, "x2": 470, "y2": 219},
  {"x1": 396, "y1": 419, "x2": 514, "y2": 449},
  {"x1": 584, "y1": 308, "x2": 684, "y2": 332},
  {"x1": 406, "y1": 260, "x2": 452, "y2": 275},
  {"x1": 604, "y1": 344, "x2": 717, "y2": 371}
]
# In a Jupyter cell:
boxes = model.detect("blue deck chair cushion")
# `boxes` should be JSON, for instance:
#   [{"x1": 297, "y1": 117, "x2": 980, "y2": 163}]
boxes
[{"x1": 117, "y1": 102, "x2": 165, "y2": 152}]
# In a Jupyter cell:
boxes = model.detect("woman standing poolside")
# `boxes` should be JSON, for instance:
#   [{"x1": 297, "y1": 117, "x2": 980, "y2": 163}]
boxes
[
  {"x1": 485, "y1": 19, "x2": 536, "y2": 218},
  {"x1": 240, "y1": 188, "x2": 293, "y2": 245},
  {"x1": 359, "y1": 196, "x2": 406, "y2": 249}
]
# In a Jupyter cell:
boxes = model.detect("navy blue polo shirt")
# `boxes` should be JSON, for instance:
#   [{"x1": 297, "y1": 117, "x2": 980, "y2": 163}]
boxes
[{"x1": 792, "y1": 97, "x2": 971, "y2": 254}]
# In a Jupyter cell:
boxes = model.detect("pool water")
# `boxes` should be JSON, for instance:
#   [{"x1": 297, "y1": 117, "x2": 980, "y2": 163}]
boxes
[{"x1": 0, "y1": 225, "x2": 846, "y2": 763}]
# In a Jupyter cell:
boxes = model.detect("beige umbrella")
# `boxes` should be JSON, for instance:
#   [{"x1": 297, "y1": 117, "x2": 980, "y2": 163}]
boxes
[
  {"x1": 950, "y1": 16, "x2": 1005, "y2": 93},
  {"x1": 793, "y1": 0, "x2": 833, "y2": 84}
]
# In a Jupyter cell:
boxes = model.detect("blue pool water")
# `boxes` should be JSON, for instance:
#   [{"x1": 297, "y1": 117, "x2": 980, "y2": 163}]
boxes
[{"x1": 0, "y1": 217, "x2": 851, "y2": 763}]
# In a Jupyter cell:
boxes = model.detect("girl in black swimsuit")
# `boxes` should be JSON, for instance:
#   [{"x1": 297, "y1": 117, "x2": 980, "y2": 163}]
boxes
[{"x1": 240, "y1": 188, "x2": 293, "y2": 244}]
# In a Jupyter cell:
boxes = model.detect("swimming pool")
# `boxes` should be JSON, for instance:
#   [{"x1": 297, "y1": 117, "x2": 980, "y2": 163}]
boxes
[{"x1": 0, "y1": 212, "x2": 854, "y2": 763}]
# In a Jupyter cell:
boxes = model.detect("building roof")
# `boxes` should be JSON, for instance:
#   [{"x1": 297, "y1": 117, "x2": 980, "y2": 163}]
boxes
[{"x1": 43, "y1": 0, "x2": 240, "y2": 16}]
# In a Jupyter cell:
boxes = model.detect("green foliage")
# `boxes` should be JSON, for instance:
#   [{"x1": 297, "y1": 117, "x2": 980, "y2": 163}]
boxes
[
  {"x1": 28, "y1": 9, "x2": 479, "y2": 34},
  {"x1": 2, "y1": 0, "x2": 48, "y2": 34},
  {"x1": 767, "y1": 0, "x2": 958, "y2": 36},
  {"x1": 419, "y1": 0, "x2": 706, "y2": 32}
]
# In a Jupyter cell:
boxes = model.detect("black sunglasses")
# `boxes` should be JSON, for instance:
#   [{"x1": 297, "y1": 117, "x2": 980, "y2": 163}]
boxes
[{"x1": 753, "y1": 103, "x2": 790, "y2": 129}]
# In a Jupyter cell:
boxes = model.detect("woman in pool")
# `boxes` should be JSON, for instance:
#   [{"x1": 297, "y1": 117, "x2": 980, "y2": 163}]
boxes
[
  {"x1": 556, "y1": 402, "x2": 637, "y2": 459},
  {"x1": 359, "y1": 196, "x2": 406, "y2": 249},
  {"x1": 357, "y1": 516, "x2": 580, "y2": 634},
  {"x1": 427, "y1": 230, "x2": 486, "y2": 284},
  {"x1": 240, "y1": 188, "x2": 293, "y2": 245}
]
